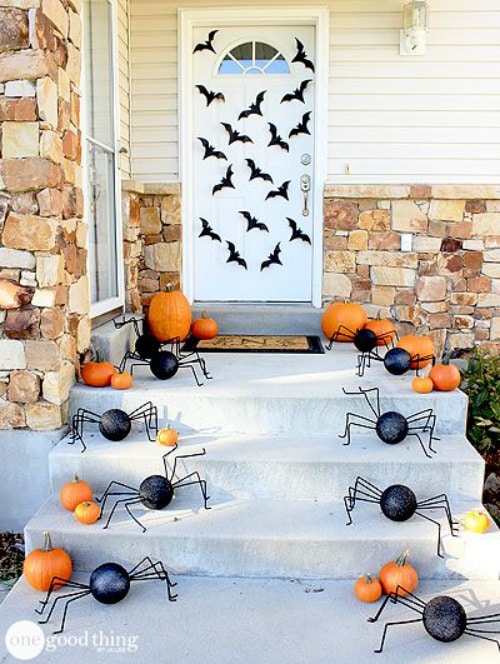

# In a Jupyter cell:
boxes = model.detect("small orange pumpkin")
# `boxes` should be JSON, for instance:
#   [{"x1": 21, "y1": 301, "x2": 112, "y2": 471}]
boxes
[
  {"x1": 111, "y1": 371, "x2": 133, "y2": 390},
  {"x1": 379, "y1": 550, "x2": 419, "y2": 597},
  {"x1": 60, "y1": 475, "x2": 93, "y2": 512},
  {"x1": 412, "y1": 376, "x2": 434, "y2": 394},
  {"x1": 24, "y1": 532, "x2": 73, "y2": 591},
  {"x1": 156, "y1": 425, "x2": 179, "y2": 447},
  {"x1": 74, "y1": 501, "x2": 101, "y2": 525},
  {"x1": 191, "y1": 311, "x2": 218, "y2": 340},
  {"x1": 365, "y1": 315, "x2": 397, "y2": 347},
  {"x1": 321, "y1": 302, "x2": 368, "y2": 341},
  {"x1": 148, "y1": 283, "x2": 192, "y2": 342},
  {"x1": 81, "y1": 349, "x2": 116, "y2": 387},
  {"x1": 429, "y1": 363, "x2": 461, "y2": 392},
  {"x1": 397, "y1": 335, "x2": 435, "y2": 370},
  {"x1": 354, "y1": 574, "x2": 382, "y2": 603}
]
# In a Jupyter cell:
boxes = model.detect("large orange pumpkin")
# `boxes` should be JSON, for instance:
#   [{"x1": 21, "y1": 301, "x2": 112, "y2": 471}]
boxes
[
  {"x1": 321, "y1": 302, "x2": 367, "y2": 341},
  {"x1": 148, "y1": 284, "x2": 192, "y2": 342},
  {"x1": 379, "y1": 550, "x2": 419, "y2": 597},
  {"x1": 397, "y1": 335, "x2": 435, "y2": 370},
  {"x1": 60, "y1": 475, "x2": 93, "y2": 511},
  {"x1": 365, "y1": 316, "x2": 397, "y2": 347},
  {"x1": 429, "y1": 363, "x2": 461, "y2": 392},
  {"x1": 191, "y1": 311, "x2": 218, "y2": 340},
  {"x1": 81, "y1": 349, "x2": 116, "y2": 387},
  {"x1": 24, "y1": 532, "x2": 73, "y2": 591}
]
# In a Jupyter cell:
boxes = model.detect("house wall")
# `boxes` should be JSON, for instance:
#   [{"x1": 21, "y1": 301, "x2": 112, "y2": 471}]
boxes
[{"x1": 117, "y1": 0, "x2": 131, "y2": 177}]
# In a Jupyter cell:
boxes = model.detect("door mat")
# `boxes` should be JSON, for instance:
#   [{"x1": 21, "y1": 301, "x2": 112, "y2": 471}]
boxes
[{"x1": 182, "y1": 335, "x2": 325, "y2": 354}]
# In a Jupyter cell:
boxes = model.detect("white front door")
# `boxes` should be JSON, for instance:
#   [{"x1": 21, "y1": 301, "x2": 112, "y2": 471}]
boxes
[{"x1": 192, "y1": 25, "x2": 316, "y2": 302}]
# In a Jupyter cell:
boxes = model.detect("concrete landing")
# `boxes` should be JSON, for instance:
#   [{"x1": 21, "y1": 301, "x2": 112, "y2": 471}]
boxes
[{"x1": 1, "y1": 576, "x2": 499, "y2": 664}]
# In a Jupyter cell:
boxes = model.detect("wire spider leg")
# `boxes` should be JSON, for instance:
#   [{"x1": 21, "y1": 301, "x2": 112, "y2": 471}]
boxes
[
  {"x1": 368, "y1": 586, "x2": 425, "y2": 624},
  {"x1": 173, "y1": 472, "x2": 211, "y2": 509},
  {"x1": 96, "y1": 480, "x2": 138, "y2": 518},
  {"x1": 344, "y1": 489, "x2": 381, "y2": 525},
  {"x1": 467, "y1": 612, "x2": 500, "y2": 623},
  {"x1": 38, "y1": 589, "x2": 91, "y2": 634},
  {"x1": 123, "y1": 498, "x2": 147, "y2": 532},
  {"x1": 169, "y1": 447, "x2": 206, "y2": 481},
  {"x1": 129, "y1": 359, "x2": 151, "y2": 376},
  {"x1": 414, "y1": 511, "x2": 444, "y2": 558},
  {"x1": 417, "y1": 495, "x2": 459, "y2": 535},
  {"x1": 339, "y1": 414, "x2": 377, "y2": 446},
  {"x1": 463, "y1": 630, "x2": 500, "y2": 649},
  {"x1": 178, "y1": 362, "x2": 203, "y2": 386},
  {"x1": 373, "y1": 618, "x2": 423, "y2": 653},
  {"x1": 103, "y1": 496, "x2": 142, "y2": 530},
  {"x1": 129, "y1": 401, "x2": 159, "y2": 441},
  {"x1": 36, "y1": 578, "x2": 85, "y2": 614},
  {"x1": 131, "y1": 560, "x2": 178, "y2": 601},
  {"x1": 406, "y1": 432, "x2": 433, "y2": 459}
]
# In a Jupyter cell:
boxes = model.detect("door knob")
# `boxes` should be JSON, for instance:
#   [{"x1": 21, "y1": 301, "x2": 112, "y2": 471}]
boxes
[{"x1": 300, "y1": 174, "x2": 311, "y2": 217}]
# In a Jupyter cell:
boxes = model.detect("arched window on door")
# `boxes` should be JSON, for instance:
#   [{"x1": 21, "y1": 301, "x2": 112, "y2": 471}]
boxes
[{"x1": 219, "y1": 41, "x2": 290, "y2": 75}]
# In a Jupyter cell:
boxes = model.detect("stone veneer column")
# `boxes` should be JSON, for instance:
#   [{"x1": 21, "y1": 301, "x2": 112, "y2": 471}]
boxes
[{"x1": 0, "y1": 0, "x2": 88, "y2": 431}]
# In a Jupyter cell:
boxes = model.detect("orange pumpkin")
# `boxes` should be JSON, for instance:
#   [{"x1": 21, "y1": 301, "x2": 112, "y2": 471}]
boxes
[
  {"x1": 156, "y1": 426, "x2": 179, "y2": 447},
  {"x1": 81, "y1": 349, "x2": 116, "y2": 387},
  {"x1": 397, "y1": 335, "x2": 435, "y2": 370},
  {"x1": 354, "y1": 574, "x2": 382, "y2": 603},
  {"x1": 191, "y1": 311, "x2": 218, "y2": 340},
  {"x1": 429, "y1": 363, "x2": 461, "y2": 392},
  {"x1": 111, "y1": 371, "x2": 133, "y2": 390},
  {"x1": 148, "y1": 283, "x2": 192, "y2": 342},
  {"x1": 379, "y1": 550, "x2": 419, "y2": 597},
  {"x1": 365, "y1": 316, "x2": 397, "y2": 347},
  {"x1": 60, "y1": 475, "x2": 93, "y2": 512},
  {"x1": 412, "y1": 376, "x2": 434, "y2": 394},
  {"x1": 74, "y1": 501, "x2": 101, "y2": 525},
  {"x1": 24, "y1": 532, "x2": 73, "y2": 591},
  {"x1": 321, "y1": 302, "x2": 367, "y2": 341}
]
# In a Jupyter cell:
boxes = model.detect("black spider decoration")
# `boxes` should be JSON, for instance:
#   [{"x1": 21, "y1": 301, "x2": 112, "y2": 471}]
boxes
[
  {"x1": 69, "y1": 402, "x2": 158, "y2": 453},
  {"x1": 96, "y1": 444, "x2": 210, "y2": 532},
  {"x1": 344, "y1": 477, "x2": 458, "y2": 557},
  {"x1": 326, "y1": 324, "x2": 397, "y2": 361},
  {"x1": 339, "y1": 387, "x2": 439, "y2": 458},
  {"x1": 358, "y1": 345, "x2": 436, "y2": 378},
  {"x1": 368, "y1": 586, "x2": 500, "y2": 653},
  {"x1": 36, "y1": 557, "x2": 177, "y2": 634},
  {"x1": 113, "y1": 315, "x2": 161, "y2": 369}
]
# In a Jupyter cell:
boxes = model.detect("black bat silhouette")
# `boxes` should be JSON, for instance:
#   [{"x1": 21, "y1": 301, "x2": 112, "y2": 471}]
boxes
[
  {"x1": 260, "y1": 243, "x2": 283, "y2": 271},
  {"x1": 199, "y1": 218, "x2": 222, "y2": 242},
  {"x1": 267, "y1": 123, "x2": 289, "y2": 152},
  {"x1": 221, "y1": 122, "x2": 254, "y2": 145},
  {"x1": 212, "y1": 165, "x2": 235, "y2": 195},
  {"x1": 193, "y1": 30, "x2": 218, "y2": 54},
  {"x1": 287, "y1": 217, "x2": 311, "y2": 244},
  {"x1": 195, "y1": 85, "x2": 225, "y2": 107},
  {"x1": 226, "y1": 241, "x2": 248, "y2": 269},
  {"x1": 280, "y1": 79, "x2": 312, "y2": 104},
  {"x1": 245, "y1": 159, "x2": 273, "y2": 184},
  {"x1": 238, "y1": 91, "x2": 266, "y2": 120},
  {"x1": 289, "y1": 111, "x2": 312, "y2": 138},
  {"x1": 197, "y1": 137, "x2": 227, "y2": 161},
  {"x1": 291, "y1": 38, "x2": 315, "y2": 72},
  {"x1": 239, "y1": 210, "x2": 269, "y2": 233},
  {"x1": 265, "y1": 180, "x2": 290, "y2": 201}
]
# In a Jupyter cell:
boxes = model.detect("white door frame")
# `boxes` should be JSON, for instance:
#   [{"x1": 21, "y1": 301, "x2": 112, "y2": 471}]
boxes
[{"x1": 179, "y1": 6, "x2": 329, "y2": 308}]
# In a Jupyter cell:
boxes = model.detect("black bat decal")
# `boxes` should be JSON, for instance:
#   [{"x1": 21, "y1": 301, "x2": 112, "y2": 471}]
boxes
[
  {"x1": 212, "y1": 165, "x2": 235, "y2": 195},
  {"x1": 260, "y1": 243, "x2": 283, "y2": 271},
  {"x1": 291, "y1": 38, "x2": 315, "y2": 72},
  {"x1": 239, "y1": 210, "x2": 269, "y2": 233},
  {"x1": 238, "y1": 90, "x2": 266, "y2": 120},
  {"x1": 199, "y1": 218, "x2": 222, "y2": 242},
  {"x1": 197, "y1": 137, "x2": 227, "y2": 161},
  {"x1": 289, "y1": 111, "x2": 312, "y2": 138},
  {"x1": 280, "y1": 79, "x2": 312, "y2": 104},
  {"x1": 265, "y1": 180, "x2": 290, "y2": 201},
  {"x1": 267, "y1": 123, "x2": 289, "y2": 152},
  {"x1": 221, "y1": 122, "x2": 254, "y2": 145},
  {"x1": 287, "y1": 217, "x2": 311, "y2": 244},
  {"x1": 195, "y1": 85, "x2": 225, "y2": 107},
  {"x1": 226, "y1": 241, "x2": 248, "y2": 269},
  {"x1": 193, "y1": 30, "x2": 218, "y2": 54},
  {"x1": 245, "y1": 159, "x2": 273, "y2": 184}
]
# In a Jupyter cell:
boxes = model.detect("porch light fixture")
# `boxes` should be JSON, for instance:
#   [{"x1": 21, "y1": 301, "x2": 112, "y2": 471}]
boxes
[{"x1": 400, "y1": 1, "x2": 429, "y2": 56}]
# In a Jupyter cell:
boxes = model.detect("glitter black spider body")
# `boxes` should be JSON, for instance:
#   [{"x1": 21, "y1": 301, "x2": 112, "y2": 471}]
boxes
[
  {"x1": 96, "y1": 444, "x2": 210, "y2": 532},
  {"x1": 326, "y1": 325, "x2": 396, "y2": 354},
  {"x1": 36, "y1": 557, "x2": 177, "y2": 634},
  {"x1": 344, "y1": 477, "x2": 459, "y2": 557},
  {"x1": 339, "y1": 386, "x2": 439, "y2": 458},
  {"x1": 69, "y1": 402, "x2": 158, "y2": 452},
  {"x1": 368, "y1": 585, "x2": 500, "y2": 653},
  {"x1": 360, "y1": 346, "x2": 436, "y2": 378}
]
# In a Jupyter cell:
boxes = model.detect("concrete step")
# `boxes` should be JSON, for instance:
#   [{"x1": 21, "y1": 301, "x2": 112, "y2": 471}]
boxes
[
  {"x1": 49, "y1": 430, "x2": 485, "y2": 503},
  {"x1": 2, "y1": 576, "x2": 499, "y2": 664},
  {"x1": 24, "y1": 496, "x2": 499, "y2": 580},
  {"x1": 69, "y1": 346, "x2": 468, "y2": 437}
]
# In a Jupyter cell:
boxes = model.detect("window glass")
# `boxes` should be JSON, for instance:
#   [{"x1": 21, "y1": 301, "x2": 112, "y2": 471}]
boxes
[{"x1": 219, "y1": 41, "x2": 289, "y2": 75}]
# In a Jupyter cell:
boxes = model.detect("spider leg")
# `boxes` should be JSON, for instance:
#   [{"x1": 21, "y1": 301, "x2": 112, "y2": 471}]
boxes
[
  {"x1": 373, "y1": 618, "x2": 423, "y2": 653},
  {"x1": 102, "y1": 496, "x2": 143, "y2": 531},
  {"x1": 69, "y1": 408, "x2": 102, "y2": 452},
  {"x1": 96, "y1": 480, "x2": 139, "y2": 514},
  {"x1": 414, "y1": 511, "x2": 444, "y2": 558},
  {"x1": 356, "y1": 351, "x2": 381, "y2": 377},
  {"x1": 467, "y1": 612, "x2": 500, "y2": 623},
  {"x1": 169, "y1": 447, "x2": 207, "y2": 482},
  {"x1": 129, "y1": 359, "x2": 151, "y2": 376},
  {"x1": 124, "y1": 498, "x2": 147, "y2": 532},
  {"x1": 128, "y1": 401, "x2": 159, "y2": 441},
  {"x1": 368, "y1": 586, "x2": 425, "y2": 653},
  {"x1": 179, "y1": 345, "x2": 213, "y2": 380},
  {"x1": 344, "y1": 476, "x2": 383, "y2": 523},
  {"x1": 463, "y1": 630, "x2": 500, "y2": 649},
  {"x1": 130, "y1": 559, "x2": 178, "y2": 601},
  {"x1": 36, "y1": 578, "x2": 85, "y2": 614},
  {"x1": 406, "y1": 432, "x2": 433, "y2": 459},
  {"x1": 338, "y1": 413, "x2": 377, "y2": 446},
  {"x1": 38, "y1": 589, "x2": 91, "y2": 634},
  {"x1": 416, "y1": 495, "x2": 459, "y2": 535},
  {"x1": 173, "y1": 471, "x2": 211, "y2": 509},
  {"x1": 410, "y1": 354, "x2": 436, "y2": 376},
  {"x1": 177, "y1": 362, "x2": 203, "y2": 387}
]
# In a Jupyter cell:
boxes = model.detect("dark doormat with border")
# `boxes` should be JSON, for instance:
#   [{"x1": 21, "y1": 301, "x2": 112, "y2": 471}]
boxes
[{"x1": 182, "y1": 334, "x2": 325, "y2": 354}]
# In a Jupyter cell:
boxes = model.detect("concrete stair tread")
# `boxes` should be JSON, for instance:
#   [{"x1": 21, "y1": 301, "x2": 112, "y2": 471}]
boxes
[{"x1": 1, "y1": 576, "x2": 500, "y2": 664}]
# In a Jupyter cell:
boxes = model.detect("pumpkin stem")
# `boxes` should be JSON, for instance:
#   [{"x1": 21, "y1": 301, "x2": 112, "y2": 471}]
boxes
[
  {"x1": 93, "y1": 348, "x2": 104, "y2": 363},
  {"x1": 73, "y1": 474, "x2": 80, "y2": 484},
  {"x1": 365, "y1": 574, "x2": 374, "y2": 584},
  {"x1": 395, "y1": 549, "x2": 411, "y2": 567},
  {"x1": 442, "y1": 349, "x2": 452, "y2": 365},
  {"x1": 42, "y1": 531, "x2": 53, "y2": 552},
  {"x1": 166, "y1": 282, "x2": 174, "y2": 292},
  {"x1": 201, "y1": 310, "x2": 211, "y2": 319}
]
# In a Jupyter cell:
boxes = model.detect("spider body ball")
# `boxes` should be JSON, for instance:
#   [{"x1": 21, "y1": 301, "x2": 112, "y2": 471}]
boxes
[
  {"x1": 380, "y1": 484, "x2": 417, "y2": 521},
  {"x1": 384, "y1": 348, "x2": 411, "y2": 376},
  {"x1": 99, "y1": 409, "x2": 132, "y2": 441},
  {"x1": 353, "y1": 328, "x2": 378, "y2": 353},
  {"x1": 89, "y1": 563, "x2": 131, "y2": 604},
  {"x1": 423, "y1": 596, "x2": 467, "y2": 643},
  {"x1": 375, "y1": 411, "x2": 409, "y2": 445},
  {"x1": 150, "y1": 351, "x2": 179, "y2": 380},
  {"x1": 135, "y1": 333, "x2": 161, "y2": 360},
  {"x1": 139, "y1": 475, "x2": 174, "y2": 509}
]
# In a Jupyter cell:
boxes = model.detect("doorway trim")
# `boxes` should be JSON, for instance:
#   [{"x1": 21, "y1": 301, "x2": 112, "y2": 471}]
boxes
[{"x1": 178, "y1": 6, "x2": 329, "y2": 307}]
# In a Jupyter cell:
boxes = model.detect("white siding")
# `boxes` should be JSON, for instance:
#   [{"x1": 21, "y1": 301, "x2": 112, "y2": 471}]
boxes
[
  {"x1": 129, "y1": 0, "x2": 500, "y2": 184},
  {"x1": 117, "y1": 0, "x2": 131, "y2": 177}
]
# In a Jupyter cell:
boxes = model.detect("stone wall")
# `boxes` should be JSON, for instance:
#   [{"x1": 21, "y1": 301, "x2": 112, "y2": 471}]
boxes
[
  {"x1": 0, "y1": 0, "x2": 87, "y2": 431},
  {"x1": 121, "y1": 180, "x2": 182, "y2": 313},
  {"x1": 323, "y1": 185, "x2": 500, "y2": 356}
]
